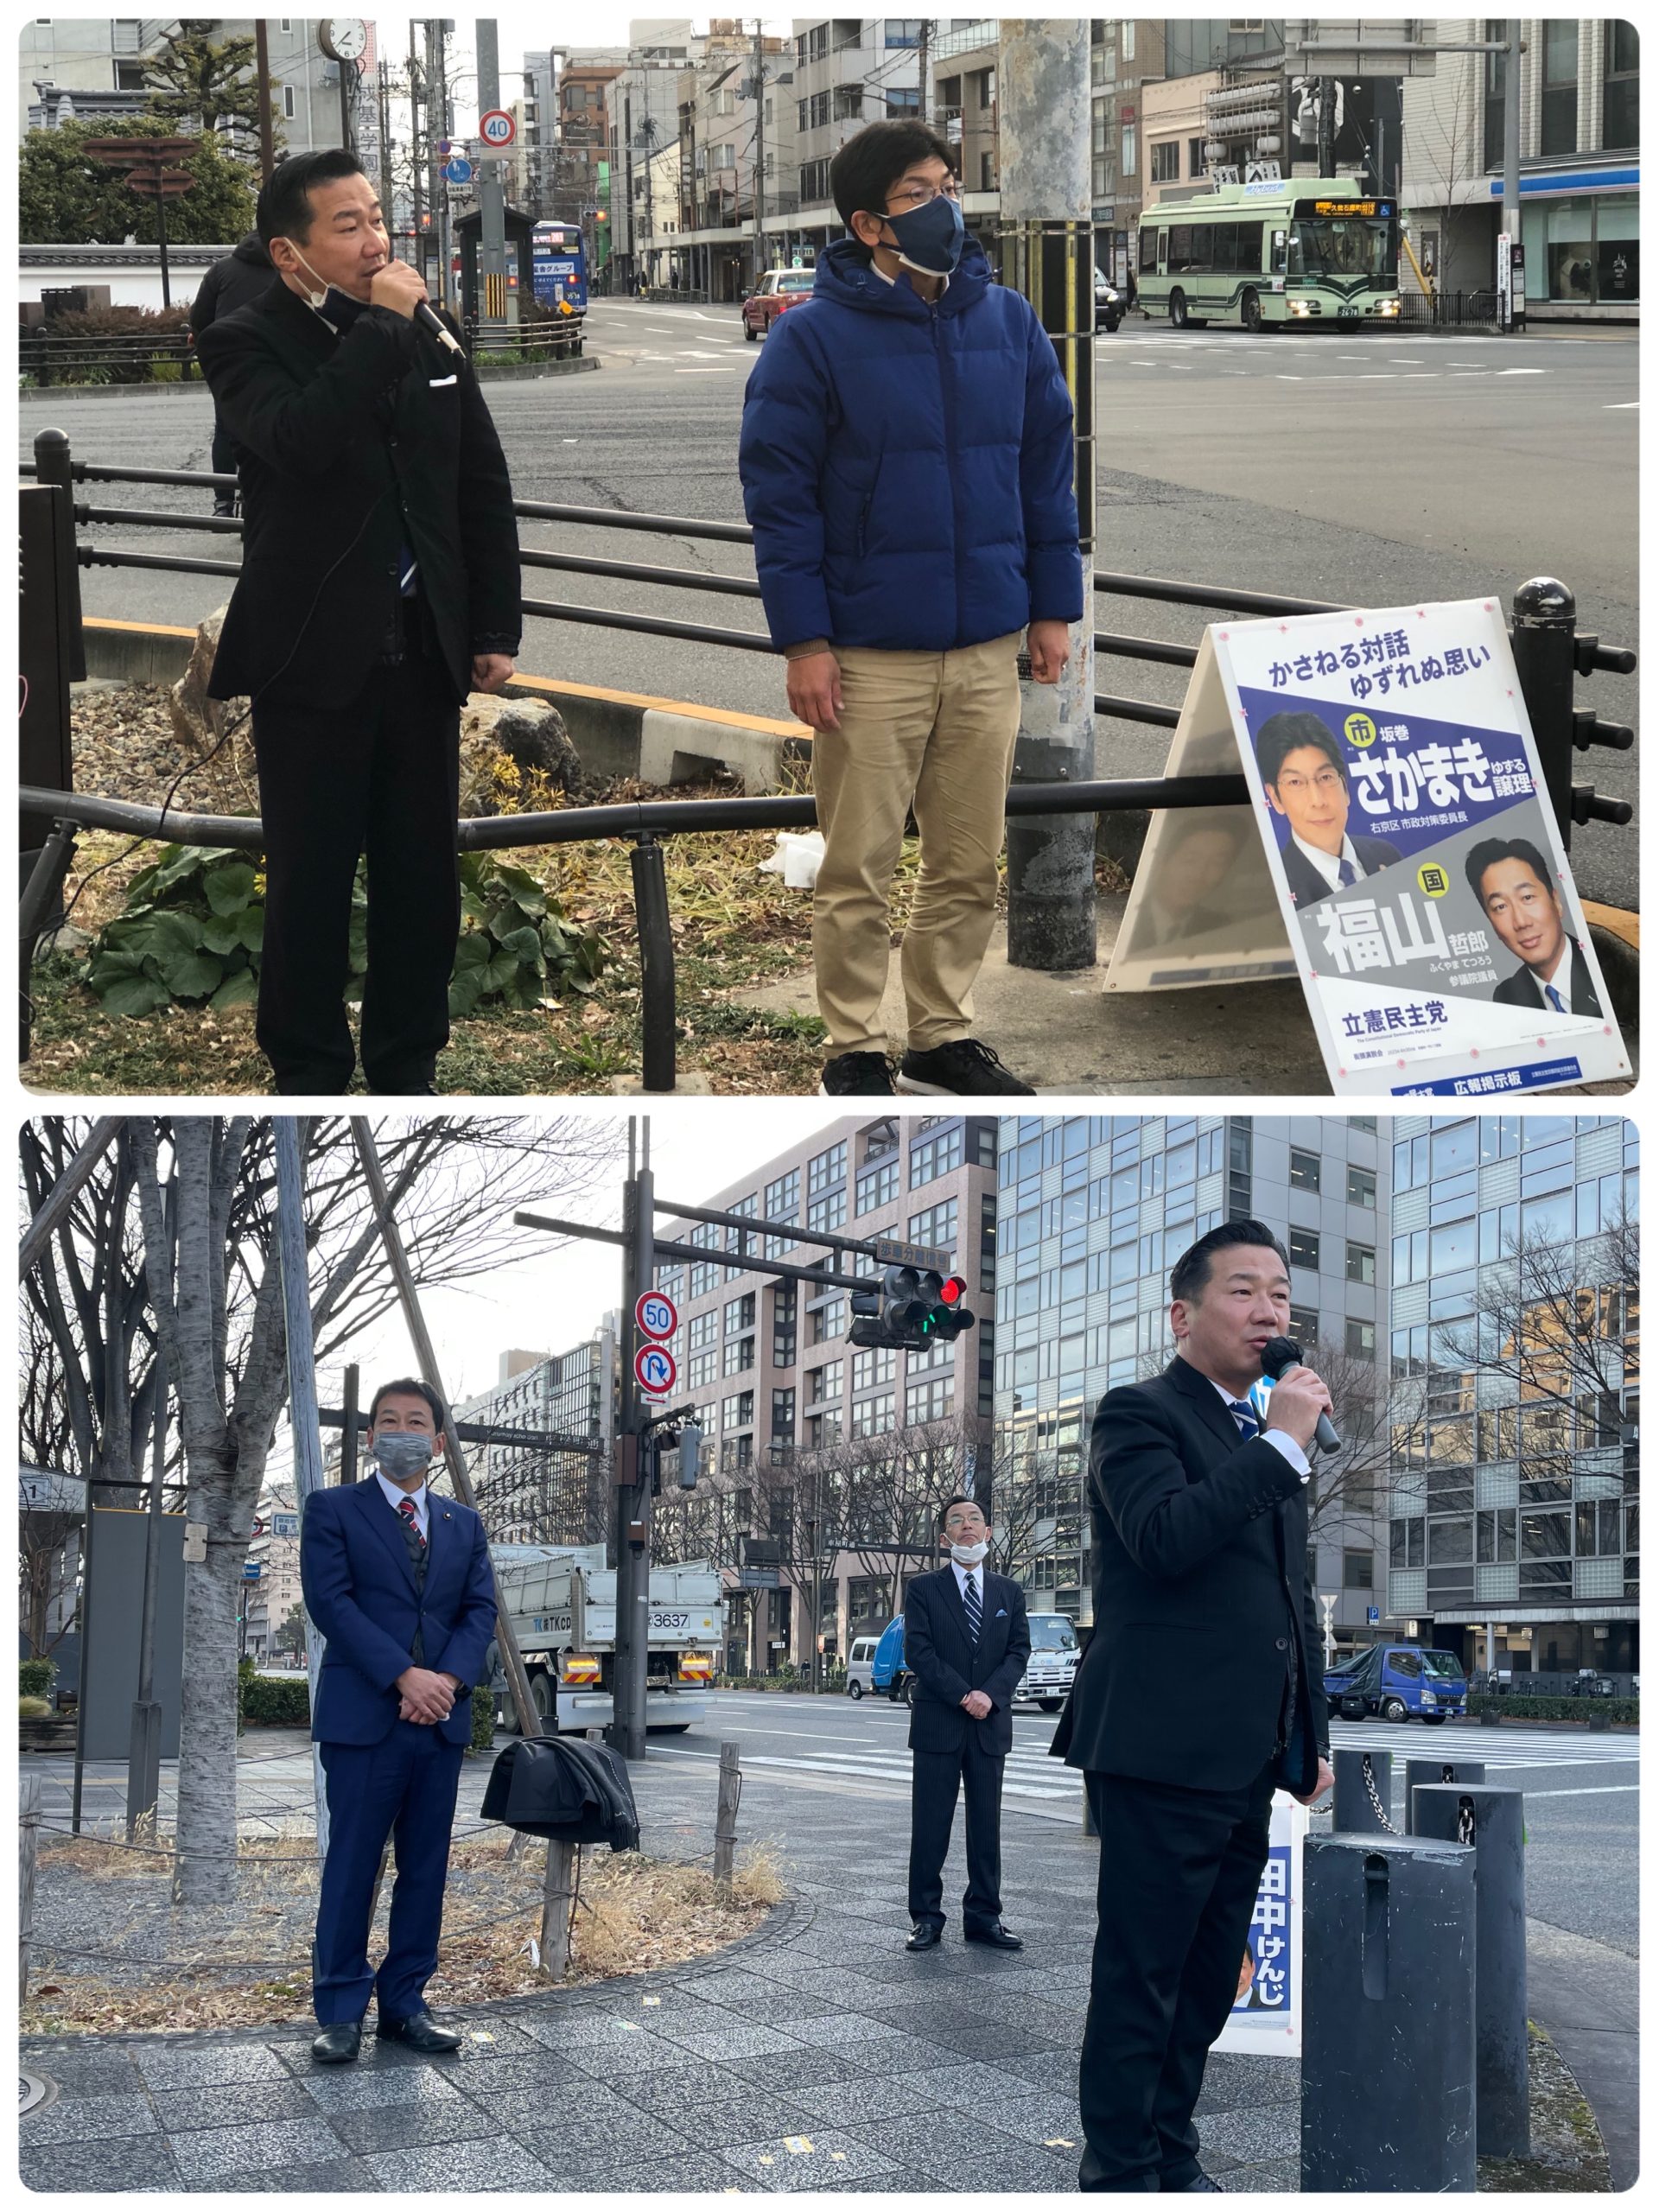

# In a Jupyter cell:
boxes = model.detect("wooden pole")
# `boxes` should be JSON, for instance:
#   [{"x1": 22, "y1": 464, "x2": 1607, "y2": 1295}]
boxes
[
  {"x1": 255, "y1": 18, "x2": 276, "y2": 182},
  {"x1": 20, "y1": 1772, "x2": 44, "y2": 2001},
  {"x1": 340, "y1": 1363, "x2": 359, "y2": 1485},
  {"x1": 18, "y1": 1116, "x2": 122, "y2": 1278},
  {"x1": 275, "y1": 1117, "x2": 332, "y2": 1859},
  {"x1": 350, "y1": 1121, "x2": 539, "y2": 1739},
  {"x1": 541, "y1": 1839, "x2": 576, "y2": 1975},
  {"x1": 713, "y1": 1740, "x2": 741, "y2": 1893}
]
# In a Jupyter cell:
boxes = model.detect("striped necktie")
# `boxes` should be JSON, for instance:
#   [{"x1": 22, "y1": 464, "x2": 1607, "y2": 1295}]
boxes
[
  {"x1": 1228, "y1": 1399, "x2": 1261, "y2": 1441},
  {"x1": 397, "y1": 1496, "x2": 426, "y2": 1554},
  {"x1": 962, "y1": 1572, "x2": 982, "y2": 1645}
]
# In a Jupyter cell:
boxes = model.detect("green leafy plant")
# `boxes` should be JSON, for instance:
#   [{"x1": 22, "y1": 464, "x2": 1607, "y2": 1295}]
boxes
[
  {"x1": 469, "y1": 1682, "x2": 497, "y2": 1754},
  {"x1": 449, "y1": 854, "x2": 606, "y2": 1018},
  {"x1": 19, "y1": 1658, "x2": 56, "y2": 1700},
  {"x1": 238, "y1": 1673, "x2": 311, "y2": 1726},
  {"x1": 86, "y1": 844, "x2": 272, "y2": 1018}
]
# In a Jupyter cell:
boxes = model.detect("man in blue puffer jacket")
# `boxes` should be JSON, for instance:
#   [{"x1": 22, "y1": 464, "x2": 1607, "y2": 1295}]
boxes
[{"x1": 740, "y1": 122, "x2": 1084, "y2": 1098}]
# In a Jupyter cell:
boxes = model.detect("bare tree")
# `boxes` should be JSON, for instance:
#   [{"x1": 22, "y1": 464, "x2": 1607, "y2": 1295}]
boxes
[{"x1": 26, "y1": 1112, "x2": 621, "y2": 1904}]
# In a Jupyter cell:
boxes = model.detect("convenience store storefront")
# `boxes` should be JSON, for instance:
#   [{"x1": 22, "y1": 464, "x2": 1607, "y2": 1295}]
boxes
[{"x1": 1496, "y1": 161, "x2": 1639, "y2": 320}]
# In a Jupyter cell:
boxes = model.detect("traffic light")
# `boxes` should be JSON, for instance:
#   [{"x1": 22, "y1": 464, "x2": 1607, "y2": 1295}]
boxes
[{"x1": 849, "y1": 1268, "x2": 975, "y2": 1351}]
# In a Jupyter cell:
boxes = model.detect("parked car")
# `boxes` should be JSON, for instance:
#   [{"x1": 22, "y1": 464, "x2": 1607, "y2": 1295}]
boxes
[
  {"x1": 1325, "y1": 1643, "x2": 1469, "y2": 1725},
  {"x1": 1095, "y1": 269, "x2": 1125, "y2": 332},
  {"x1": 845, "y1": 1633, "x2": 880, "y2": 1698},
  {"x1": 741, "y1": 266, "x2": 816, "y2": 340}
]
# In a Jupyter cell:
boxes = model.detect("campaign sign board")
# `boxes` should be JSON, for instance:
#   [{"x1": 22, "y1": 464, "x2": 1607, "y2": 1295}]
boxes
[
  {"x1": 1110, "y1": 600, "x2": 1629, "y2": 1098},
  {"x1": 1217, "y1": 1792, "x2": 1307, "y2": 2057}
]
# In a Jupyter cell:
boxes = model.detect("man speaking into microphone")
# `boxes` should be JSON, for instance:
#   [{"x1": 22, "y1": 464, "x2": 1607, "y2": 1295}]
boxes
[
  {"x1": 1052, "y1": 1219, "x2": 1335, "y2": 2193},
  {"x1": 197, "y1": 149, "x2": 521, "y2": 1096}
]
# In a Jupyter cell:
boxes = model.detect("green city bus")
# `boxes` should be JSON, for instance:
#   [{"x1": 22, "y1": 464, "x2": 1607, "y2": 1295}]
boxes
[{"x1": 1136, "y1": 175, "x2": 1402, "y2": 332}]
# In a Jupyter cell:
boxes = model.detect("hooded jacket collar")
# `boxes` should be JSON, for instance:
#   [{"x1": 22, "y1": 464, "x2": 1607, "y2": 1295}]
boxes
[{"x1": 812, "y1": 232, "x2": 992, "y2": 320}]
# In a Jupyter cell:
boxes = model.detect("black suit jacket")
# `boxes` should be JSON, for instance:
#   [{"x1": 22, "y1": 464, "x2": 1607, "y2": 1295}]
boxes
[
  {"x1": 1280, "y1": 830, "x2": 1402, "y2": 912},
  {"x1": 906, "y1": 1566, "x2": 1031, "y2": 1758},
  {"x1": 1491, "y1": 942, "x2": 1602, "y2": 1019},
  {"x1": 1054, "y1": 1357, "x2": 1327, "y2": 1792},
  {"x1": 197, "y1": 279, "x2": 520, "y2": 709}
]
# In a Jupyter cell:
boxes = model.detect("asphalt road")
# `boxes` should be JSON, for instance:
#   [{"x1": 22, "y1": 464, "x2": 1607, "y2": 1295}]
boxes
[
  {"x1": 20, "y1": 301, "x2": 1638, "y2": 903},
  {"x1": 665, "y1": 1689, "x2": 1638, "y2": 1961}
]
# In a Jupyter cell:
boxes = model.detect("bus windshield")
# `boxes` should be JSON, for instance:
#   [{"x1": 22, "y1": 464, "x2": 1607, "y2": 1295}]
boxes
[
  {"x1": 1029, "y1": 1615, "x2": 1079, "y2": 1652},
  {"x1": 1291, "y1": 218, "x2": 1396, "y2": 283}
]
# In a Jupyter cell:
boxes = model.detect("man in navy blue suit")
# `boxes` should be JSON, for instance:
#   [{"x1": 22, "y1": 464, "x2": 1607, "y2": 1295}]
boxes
[
  {"x1": 904, "y1": 1494, "x2": 1032, "y2": 1952},
  {"x1": 1255, "y1": 710, "x2": 1402, "y2": 911},
  {"x1": 300, "y1": 1377, "x2": 498, "y2": 2063}
]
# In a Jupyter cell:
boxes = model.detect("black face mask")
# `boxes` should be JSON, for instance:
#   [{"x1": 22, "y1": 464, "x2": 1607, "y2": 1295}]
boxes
[{"x1": 869, "y1": 192, "x2": 966, "y2": 276}]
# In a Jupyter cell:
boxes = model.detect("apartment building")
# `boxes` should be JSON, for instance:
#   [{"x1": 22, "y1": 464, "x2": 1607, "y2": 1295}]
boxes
[
  {"x1": 244, "y1": 1480, "x2": 302, "y2": 1664},
  {"x1": 454, "y1": 1337, "x2": 619, "y2": 1549},
  {"x1": 671, "y1": 22, "x2": 795, "y2": 296}
]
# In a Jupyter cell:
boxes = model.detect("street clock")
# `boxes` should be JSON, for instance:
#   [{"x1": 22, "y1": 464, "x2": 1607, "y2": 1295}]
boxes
[{"x1": 319, "y1": 19, "x2": 369, "y2": 65}]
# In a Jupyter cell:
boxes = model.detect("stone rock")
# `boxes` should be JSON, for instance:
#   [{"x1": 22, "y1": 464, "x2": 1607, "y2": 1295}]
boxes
[
  {"x1": 168, "y1": 603, "x2": 253, "y2": 774},
  {"x1": 459, "y1": 691, "x2": 580, "y2": 817}
]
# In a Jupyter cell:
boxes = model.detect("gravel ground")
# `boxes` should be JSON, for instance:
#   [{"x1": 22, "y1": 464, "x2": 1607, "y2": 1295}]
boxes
[{"x1": 70, "y1": 681, "x2": 261, "y2": 818}]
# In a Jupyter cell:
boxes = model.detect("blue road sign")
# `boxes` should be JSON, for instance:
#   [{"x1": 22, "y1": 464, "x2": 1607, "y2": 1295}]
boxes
[
  {"x1": 243, "y1": 1561, "x2": 263, "y2": 1580},
  {"x1": 1367, "y1": 1605, "x2": 1380, "y2": 1624},
  {"x1": 443, "y1": 158, "x2": 474, "y2": 185}
]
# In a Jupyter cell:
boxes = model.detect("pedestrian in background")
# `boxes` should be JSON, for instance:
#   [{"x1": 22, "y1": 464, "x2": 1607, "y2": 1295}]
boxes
[
  {"x1": 1052, "y1": 1221, "x2": 1335, "y2": 2191},
  {"x1": 300, "y1": 1378, "x2": 498, "y2": 2065},
  {"x1": 740, "y1": 119, "x2": 1084, "y2": 1100},
  {"x1": 903, "y1": 1495, "x2": 1031, "y2": 1952},
  {"x1": 187, "y1": 231, "x2": 274, "y2": 515}
]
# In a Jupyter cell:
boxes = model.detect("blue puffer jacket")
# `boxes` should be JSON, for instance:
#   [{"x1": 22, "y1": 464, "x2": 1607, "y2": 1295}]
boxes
[{"x1": 738, "y1": 236, "x2": 1084, "y2": 653}]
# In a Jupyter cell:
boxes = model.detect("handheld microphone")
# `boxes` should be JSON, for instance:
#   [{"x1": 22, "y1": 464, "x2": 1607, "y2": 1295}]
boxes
[
  {"x1": 1260, "y1": 1336, "x2": 1342, "y2": 1455},
  {"x1": 415, "y1": 301, "x2": 467, "y2": 359}
]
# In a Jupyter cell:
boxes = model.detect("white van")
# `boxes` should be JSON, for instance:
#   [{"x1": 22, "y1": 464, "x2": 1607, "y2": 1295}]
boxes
[{"x1": 846, "y1": 1634, "x2": 880, "y2": 1698}]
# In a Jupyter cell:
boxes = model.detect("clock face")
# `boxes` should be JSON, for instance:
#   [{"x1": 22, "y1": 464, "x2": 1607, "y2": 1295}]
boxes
[{"x1": 322, "y1": 18, "x2": 368, "y2": 63}]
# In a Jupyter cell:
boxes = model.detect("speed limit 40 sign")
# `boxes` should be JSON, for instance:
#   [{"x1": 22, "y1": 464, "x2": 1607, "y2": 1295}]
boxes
[{"x1": 479, "y1": 107, "x2": 516, "y2": 152}]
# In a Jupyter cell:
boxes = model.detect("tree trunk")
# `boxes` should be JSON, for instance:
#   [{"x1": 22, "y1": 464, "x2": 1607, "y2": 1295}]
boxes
[{"x1": 172, "y1": 1434, "x2": 251, "y2": 1905}]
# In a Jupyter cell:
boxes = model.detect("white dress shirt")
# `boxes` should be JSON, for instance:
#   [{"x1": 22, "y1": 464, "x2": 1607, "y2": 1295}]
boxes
[
  {"x1": 375, "y1": 1467, "x2": 430, "y2": 1538},
  {"x1": 1526, "y1": 939, "x2": 1574, "y2": 1008},
  {"x1": 1208, "y1": 1376, "x2": 1311, "y2": 1483},
  {"x1": 1291, "y1": 830, "x2": 1363, "y2": 893}
]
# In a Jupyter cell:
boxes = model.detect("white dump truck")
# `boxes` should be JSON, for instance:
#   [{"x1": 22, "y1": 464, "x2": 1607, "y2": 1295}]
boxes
[
  {"x1": 488, "y1": 1545, "x2": 725, "y2": 1735},
  {"x1": 1014, "y1": 1609, "x2": 1082, "y2": 1712}
]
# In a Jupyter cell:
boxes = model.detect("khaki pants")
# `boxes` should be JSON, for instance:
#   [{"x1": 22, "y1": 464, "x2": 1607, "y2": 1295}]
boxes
[{"x1": 811, "y1": 632, "x2": 1023, "y2": 1055}]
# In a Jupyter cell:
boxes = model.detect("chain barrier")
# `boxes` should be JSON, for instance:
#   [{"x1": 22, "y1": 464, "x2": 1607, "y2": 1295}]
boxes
[{"x1": 1361, "y1": 1752, "x2": 1402, "y2": 1837}]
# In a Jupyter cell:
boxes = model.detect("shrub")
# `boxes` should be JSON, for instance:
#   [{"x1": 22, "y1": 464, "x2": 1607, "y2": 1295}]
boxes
[
  {"x1": 470, "y1": 1682, "x2": 497, "y2": 1754},
  {"x1": 35, "y1": 302, "x2": 193, "y2": 385},
  {"x1": 20, "y1": 1697, "x2": 52, "y2": 1719},
  {"x1": 239, "y1": 1673, "x2": 311, "y2": 1726},
  {"x1": 1466, "y1": 1694, "x2": 1637, "y2": 1725},
  {"x1": 20, "y1": 1658, "x2": 55, "y2": 1700},
  {"x1": 449, "y1": 855, "x2": 606, "y2": 1017}
]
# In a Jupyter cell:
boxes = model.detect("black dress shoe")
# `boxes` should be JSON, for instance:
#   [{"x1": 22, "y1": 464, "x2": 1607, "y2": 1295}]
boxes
[
  {"x1": 1164, "y1": 2172, "x2": 1222, "y2": 2192},
  {"x1": 310, "y1": 2021, "x2": 362, "y2": 2063},
  {"x1": 906, "y1": 1922, "x2": 944, "y2": 1951},
  {"x1": 377, "y1": 2009, "x2": 462, "y2": 2052},
  {"x1": 963, "y1": 1922, "x2": 1023, "y2": 1950}
]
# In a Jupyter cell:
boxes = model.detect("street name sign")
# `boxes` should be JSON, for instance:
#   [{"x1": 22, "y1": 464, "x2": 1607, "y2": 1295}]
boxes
[
  {"x1": 635, "y1": 1291, "x2": 678, "y2": 1339},
  {"x1": 869, "y1": 1236, "x2": 951, "y2": 1271},
  {"x1": 634, "y1": 1343, "x2": 676, "y2": 1397}
]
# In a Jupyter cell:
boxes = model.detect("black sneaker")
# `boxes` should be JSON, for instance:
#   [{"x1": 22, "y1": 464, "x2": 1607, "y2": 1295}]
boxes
[
  {"x1": 897, "y1": 1037, "x2": 1035, "y2": 1096},
  {"x1": 819, "y1": 1051, "x2": 896, "y2": 1096}
]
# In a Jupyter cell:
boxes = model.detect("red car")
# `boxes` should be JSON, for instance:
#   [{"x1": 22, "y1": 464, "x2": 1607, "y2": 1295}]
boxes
[{"x1": 741, "y1": 266, "x2": 816, "y2": 339}]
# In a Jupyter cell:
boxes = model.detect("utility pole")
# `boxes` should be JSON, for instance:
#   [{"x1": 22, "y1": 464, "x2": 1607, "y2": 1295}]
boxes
[
  {"x1": 275, "y1": 1120, "x2": 333, "y2": 1857},
  {"x1": 424, "y1": 20, "x2": 445, "y2": 306},
  {"x1": 916, "y1": 18, "x2": 931, "y2": 129},
  {"x1": 996, "y1": 21, "x2": 1097, "y2": 972},
  {"x1": 476, "y1": 16, "x2": 516, "y2": 333},
  {"x1": 1501, "y1": 19, "x2": 1523, "y2": 333},
  {"x1": 254, "y1": 18, "x2": 275, "y2": 182},
  {"x1": 409, "y1": 24, "x2": 425, "y2": 286},
  {"x1": 751, "y1": 17, "x2": 766, "y2": 288},
  {"x1": 610, "y1": 1120, "x2": 655, "y2": 1759}
]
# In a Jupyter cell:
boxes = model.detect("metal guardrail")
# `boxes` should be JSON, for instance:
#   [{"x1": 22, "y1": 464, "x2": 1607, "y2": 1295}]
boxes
[
  {"x1": 18, "y1": 429, "x2": 1638, "y2": 1091},
  {"x1": 1395, "y1": 289, "x2": 1502, "y2": 331}
]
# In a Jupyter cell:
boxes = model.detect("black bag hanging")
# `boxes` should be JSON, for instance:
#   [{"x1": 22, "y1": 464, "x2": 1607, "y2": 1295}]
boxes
[{"x1": 480, "y1": 1733, "x2": 640, "y2": 1852}]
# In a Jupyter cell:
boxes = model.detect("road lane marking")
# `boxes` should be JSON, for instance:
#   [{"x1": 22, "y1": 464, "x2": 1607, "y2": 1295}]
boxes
[
  {"x1": 1513, "y1": 1785, "x2": 1637, "y2": 1798},
  {"x1": 1605, "y1": 401, "x2": 1638, "y2": 409}
]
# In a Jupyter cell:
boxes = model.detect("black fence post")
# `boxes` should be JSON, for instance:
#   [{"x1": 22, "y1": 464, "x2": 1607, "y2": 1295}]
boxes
[
  {"x1": 1402, "y1": 1755, "x2": 1485, "y2": 1836},
  {"x1": 32, "y1": 427, "x2": 86, "y2": 683},
  {"x1": 630, "y1": 834, "x2": 677, "y2": 1093},
  {"x1": 1332, "y1": 1745, "x2": 1395, "y2": 1836},
  {"x1": 1510, "y1": 576, "x2": 1578, "y2": 849},
  {"x1": 1413, "y1": 1784, "x2": 1529, "y2": 2159}
]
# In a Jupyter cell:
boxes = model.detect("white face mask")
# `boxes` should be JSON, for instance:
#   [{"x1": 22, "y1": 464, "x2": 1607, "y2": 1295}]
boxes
[
  {"x1": 286, "y1": 242, "x2": 336, "y2": 312},
  {"x1": 950, "y1": 1539, "x2": 990, "y2": 1567}
]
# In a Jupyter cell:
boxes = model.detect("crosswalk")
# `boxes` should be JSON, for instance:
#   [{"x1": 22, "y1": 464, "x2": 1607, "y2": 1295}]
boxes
[{"x1": 669, "y1": 1713, "x2": 1636, "y2": 1808}]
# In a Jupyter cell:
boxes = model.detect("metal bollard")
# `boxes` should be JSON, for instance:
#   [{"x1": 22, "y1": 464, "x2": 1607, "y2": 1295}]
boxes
[
  {"x1": 629, "y1": 834, "x2": 677, "y2": 1093},
  {"x1": 1332, "y1": 1746, "x2": 1395, "y2": 1835},
  {"x1": 1413, "y1": 1784, "x2": 1529, "y2": 2158},
  {"x1": 1300, "y1": 1833, "x2": 1477, "y2": 2192},
  {"x1": 1402, "y1": 1756, "x2": 1485, "y2": 1836},
  {"x1": 32, "y1": 426, "x2": 87, "y2": 682},
  {"x1": 1510, "y1": 578, "x2": 1578, "y2": 848}
]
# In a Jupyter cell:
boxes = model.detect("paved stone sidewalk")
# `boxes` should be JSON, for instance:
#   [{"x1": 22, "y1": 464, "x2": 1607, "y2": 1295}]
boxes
[{"x1": 20, "y1": 1729, "x2": 1300, "y2": 2194}]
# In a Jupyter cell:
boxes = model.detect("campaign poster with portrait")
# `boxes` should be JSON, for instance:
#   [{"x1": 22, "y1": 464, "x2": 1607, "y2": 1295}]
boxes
[
  {"x1": 1217, "y1": 1793, "x2": 1306, "y2": 2059},
  {"x1": 1211, "y1": 597, "x2": 1630, "y2": 1097}
]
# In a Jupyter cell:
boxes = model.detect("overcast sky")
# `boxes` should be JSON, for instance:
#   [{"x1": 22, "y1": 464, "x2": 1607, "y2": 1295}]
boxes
[{"x1": 383, "y1": 14, "x2": 796, "y2": 115}]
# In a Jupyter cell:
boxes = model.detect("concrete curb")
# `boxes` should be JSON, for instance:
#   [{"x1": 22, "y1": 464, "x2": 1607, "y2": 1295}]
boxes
[
  {"x1": 77, "y1": 617, "x2": 810, "y2": 797},
  {"x1": 22, "y1": 358, "x2": 598, "y2": 402}
]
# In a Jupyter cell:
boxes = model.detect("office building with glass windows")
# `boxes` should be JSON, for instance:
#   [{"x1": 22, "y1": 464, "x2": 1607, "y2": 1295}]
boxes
[
  {"x1": 1387, "y1": 1114, "x2": 1639, "y2": 1684},
  {"x1": 994, "y1": 1115, "x2": 1389, "y2": 1638}
]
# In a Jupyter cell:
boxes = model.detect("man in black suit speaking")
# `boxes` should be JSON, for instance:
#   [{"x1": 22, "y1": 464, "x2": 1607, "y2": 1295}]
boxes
[
  {"x1": 1465, "y1": 836, "x2": 1603, "y2": 1019},
  {"x1": 197, "y1": 149, "x2": 521, "y2": 1096},
  {"x1": 1053, "y1": 1220, "x2": 1335, "y2": 2191},
  {"x1": 904, "y1": 1495, "x2": 1031, "y2": 1953},
  {"x1": 1256, "y1": 710, "x2": 1402, "y2": 912}
]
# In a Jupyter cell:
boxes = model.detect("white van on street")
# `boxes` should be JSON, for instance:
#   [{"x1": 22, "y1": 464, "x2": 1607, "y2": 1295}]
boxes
[{"x1": 845, "y1": 1634, "x2": 880, "y2": 1698}]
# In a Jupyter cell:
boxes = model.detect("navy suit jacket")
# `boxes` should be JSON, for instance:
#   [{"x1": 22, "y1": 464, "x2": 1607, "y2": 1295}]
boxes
[
  {"x1": 906, "y1": 1565, "x2": 1031, "y2": 1758},
  {"x1": 1491, "y1": 942, "x2": 1602, "y2": 1019},
  {"x1": 300, "y1": 1478, "x2": 497, "y2": 1747},
  {"x1": 1280, "y1": 830, "x2": 1402, "y2": 912}
]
